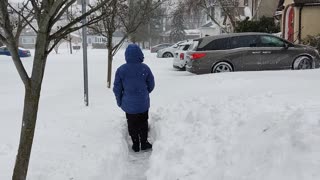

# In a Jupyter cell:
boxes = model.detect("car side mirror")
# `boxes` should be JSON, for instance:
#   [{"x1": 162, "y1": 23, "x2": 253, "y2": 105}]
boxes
[{"x1": 283, "y1": 43, "x2": 289, "y2": 49}]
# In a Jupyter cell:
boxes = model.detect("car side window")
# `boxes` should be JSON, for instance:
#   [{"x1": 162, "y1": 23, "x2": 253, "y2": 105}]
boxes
[
  {"x1": 230, "y1": 35, "x2": 258, "y2": 49},
  {"x1": 258, "y1": 36, "x2": 285, "y2": 47},
  {"x1": 201, "y1": 38, "x2": 230, "y2": 51}
]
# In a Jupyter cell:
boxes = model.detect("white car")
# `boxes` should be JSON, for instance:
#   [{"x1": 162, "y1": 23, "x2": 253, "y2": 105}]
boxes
[
  {"x1": 173, "y1": 41, "x2": 193, "y2": 70},
  {"x1": 156, "y1": 41, "x2": 184, "y2": 58}
]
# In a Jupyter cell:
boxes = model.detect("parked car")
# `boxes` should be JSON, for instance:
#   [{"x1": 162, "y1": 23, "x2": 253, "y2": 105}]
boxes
[
  {"x1": 173, "y1": 41, "x2": 194, "y2": 70},
  {"x1": 186, "y1": 32, "x2": 320, "y2": 74},
  {"x1": 157, "y1": 41, "x2": 184, "y2": 58},
  {"x1": 0, "y1": 46, "x2": 31, "y2": 57},
  {"x1": 150, "y1": 43, "x2": 172, "y2": 53}
]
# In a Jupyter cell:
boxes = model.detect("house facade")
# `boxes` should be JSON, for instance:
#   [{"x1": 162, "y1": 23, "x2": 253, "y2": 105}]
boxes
[
  {"x1": 199, "y1": 0, "x2": 248, "y2": 36},
  {"x1": 160, "y1": 29, "x2": 201, "y2": 43},
  {"x1": 19, "y1": 30, "x2": 81, "y2": 49},
  {"x1": 276, "y1": 0, "x2": 320, "y2": 43},
  {"x1": 19, "y1": 29, "x2": 37, "y2": 49},
  {"x1": 87, "y1": 31, "x2": 128, "y2": 49},
  {"x1": 199, "y1": 0, "x2": 279, "y2": 37}
]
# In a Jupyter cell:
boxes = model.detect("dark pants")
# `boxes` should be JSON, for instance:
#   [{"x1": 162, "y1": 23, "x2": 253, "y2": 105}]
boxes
[{"x1": 126, "y1": 111, "x2": 149, "y2": 145}]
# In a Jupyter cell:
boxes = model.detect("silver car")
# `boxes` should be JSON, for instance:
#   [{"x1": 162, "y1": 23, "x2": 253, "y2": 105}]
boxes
[
  {"x1": 173, "y1": 41, "x2": 193, "y2": 70},
  {"x1": 150, "y1": 43, "x2": 172, "y2": 53},
  {"x1": 157, "y1": 41, "x2": 184, "y2": 58},
  {"x1": 186, "y1": 33, "x2": 320, "y2": 74}
]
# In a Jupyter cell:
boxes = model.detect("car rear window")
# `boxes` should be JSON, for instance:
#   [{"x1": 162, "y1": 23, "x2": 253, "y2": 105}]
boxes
[
  {"x1": 230, "y1": 35, "x2": 258, "y2": 48},
  {"x1": 197, "y1": 38, "x2": 230, "y2": 51}
]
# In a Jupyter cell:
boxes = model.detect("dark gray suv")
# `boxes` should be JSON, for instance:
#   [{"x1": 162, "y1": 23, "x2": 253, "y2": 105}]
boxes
[{"x1": 186, "y1": 33, "x2": 320, "y2": 74}]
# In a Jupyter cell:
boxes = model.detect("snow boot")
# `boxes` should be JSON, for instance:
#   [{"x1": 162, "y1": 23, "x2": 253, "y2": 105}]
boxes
[
  {"x1": 141, "y1": 141, "x2": 152, "y2": 150},
  {"x1": 131, "y1": 136, "x2": 140, "y2": 152},
  {"x1": 140, "y1": 124, "x2": 152, "y2": 150}
]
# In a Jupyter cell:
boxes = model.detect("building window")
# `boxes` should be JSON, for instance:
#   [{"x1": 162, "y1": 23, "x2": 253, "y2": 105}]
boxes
[
  {"x1": 94, "y1": 36, "x2": 107, "y2": 44},
  {"x1": 244, "y1": 0, "x2": 248, "y2": 6},
  {"x1": 22, "y1": 37, "x2": 35, "y2": 44}
]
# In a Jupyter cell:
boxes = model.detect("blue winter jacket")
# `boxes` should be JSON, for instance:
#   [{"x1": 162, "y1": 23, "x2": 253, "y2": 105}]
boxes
[{"x1": 113, "y1": 44, "x2": 155, "y2": 114}]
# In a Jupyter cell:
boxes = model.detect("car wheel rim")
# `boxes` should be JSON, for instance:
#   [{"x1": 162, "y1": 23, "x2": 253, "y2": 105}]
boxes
[
  {"x1": 214, "y1": 64, "x2": 232, "y2": 73},
  {"x1": 163, "y1": 53, "x2": 172, "y2": 57},
  {"x1": 298, "y1": 58, "x2": 311, "y2": 69}
]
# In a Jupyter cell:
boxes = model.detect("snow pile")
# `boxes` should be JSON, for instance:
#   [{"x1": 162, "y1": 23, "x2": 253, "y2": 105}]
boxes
[{"x1": 148, "y1": 96, "x2": 320, "y2": 180}]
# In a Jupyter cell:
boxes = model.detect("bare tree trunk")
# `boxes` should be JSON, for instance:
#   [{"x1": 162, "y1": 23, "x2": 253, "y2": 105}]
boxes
[
  {"x1": 12, "y1": 29, "x2": 49, "y2": 180},
  {"x1": 12, "y1": 87, "x2": 40, "y2": 180},
  {"x1": 107, "y1": 34, "x2": 113, "y2": 88},
  {"x1": 69, "y1": 36, "x2": 73, "y2": 54}
]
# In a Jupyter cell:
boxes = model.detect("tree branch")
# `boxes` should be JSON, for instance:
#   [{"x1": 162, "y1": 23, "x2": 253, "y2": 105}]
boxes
[
  {"x1": 49, "y1": 0, "x2": 75, "y2": 27},
  {"x1": 49, "y1": 12, "x2": 107, "y2": 43},
  {"x1": 7, "y1": 1, "x2": 38, "y2": 33},
  {"x1": 0, "y1": 0, "x2": 31, "y2": 87},
  {"x1": 30, "y1": 0, "x2": 41, "y2": 21},
  {"x1": 112, "y1": 35, "x2": 127, "y2": 56},
  {"x1": 49, "y1": 0, "x2": 111, "y2": 41}
]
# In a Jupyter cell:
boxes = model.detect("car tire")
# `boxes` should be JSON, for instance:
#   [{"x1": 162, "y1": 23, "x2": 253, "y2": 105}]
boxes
[
  {"x1": 293, "y1": 56, "x2": 313, "y2": 70},
  {"x1": 163, "y1": 52, "x2": 173, "y2": 58},
  {"x1": 212, "y1": 62, "x2": 233, "y2": 73}
]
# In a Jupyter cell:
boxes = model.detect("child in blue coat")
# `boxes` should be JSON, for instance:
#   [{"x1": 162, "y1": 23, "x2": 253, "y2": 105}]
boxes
[{"x1": 113, "y1": 44, "x2": 155, "y2": 152}]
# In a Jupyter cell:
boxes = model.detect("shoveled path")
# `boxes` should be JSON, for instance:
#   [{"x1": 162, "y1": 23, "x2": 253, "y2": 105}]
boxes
[{"x1": 124, "y1": 135, "x2": 152, "y2": 180}]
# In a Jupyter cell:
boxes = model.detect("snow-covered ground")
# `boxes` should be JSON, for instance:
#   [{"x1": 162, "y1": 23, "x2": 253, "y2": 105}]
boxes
[{"x1": 1, "y1": 46, "x2": 320, "y2": 180}]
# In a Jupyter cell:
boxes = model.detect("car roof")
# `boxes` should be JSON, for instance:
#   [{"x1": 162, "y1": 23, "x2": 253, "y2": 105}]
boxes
[
  {"x1": 194, "y1": 32, "x2": 272, "y2": 41},
  {"x1": 195, "y1": 32, "x2": 278, "y2": 48}
]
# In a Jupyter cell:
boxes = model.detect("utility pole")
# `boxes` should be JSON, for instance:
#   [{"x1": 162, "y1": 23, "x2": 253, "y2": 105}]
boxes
[{"x1": 82, "y1": 0, "x2": 89, "y2": 106}]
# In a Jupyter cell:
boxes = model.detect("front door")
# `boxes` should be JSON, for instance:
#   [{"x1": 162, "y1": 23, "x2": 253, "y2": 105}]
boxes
[
  {"x1": 229, "y1": 35, "x2": 262, "y2": 71},
  {"x1": 257, "y1": 35, "x2": 293, "y2": 70}
]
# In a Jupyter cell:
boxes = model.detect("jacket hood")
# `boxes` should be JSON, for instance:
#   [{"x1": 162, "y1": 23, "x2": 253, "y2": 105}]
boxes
[{"x1": 125, "y1": 44, "x2": 144, "y2": 63}]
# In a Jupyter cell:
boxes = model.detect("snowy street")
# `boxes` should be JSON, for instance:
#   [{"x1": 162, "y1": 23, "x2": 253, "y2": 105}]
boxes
[{"x1": 1, "y1": 47, "x2": 320, "y2": 180}]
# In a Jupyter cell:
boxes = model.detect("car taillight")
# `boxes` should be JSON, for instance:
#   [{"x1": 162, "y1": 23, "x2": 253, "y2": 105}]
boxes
[
  {"x1": 180, "y1": 53, "x2": 184, "y2": 60},
  {"x1": 190, "y1": 53, "x2": 206, "y2": 60}
]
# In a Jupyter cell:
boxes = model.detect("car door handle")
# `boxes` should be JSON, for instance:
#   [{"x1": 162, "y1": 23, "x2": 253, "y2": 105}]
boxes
[
  {"x1": 262, "y1": 51, "x2": 271, "y2": 54},
  {"x1": 252, "y1": 51, "x2": 261, "y2": 54}
]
